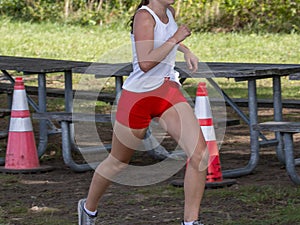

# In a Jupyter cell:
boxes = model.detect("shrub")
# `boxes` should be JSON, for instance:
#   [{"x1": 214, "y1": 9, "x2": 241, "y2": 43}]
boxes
[{"x1": 0, "y1": 0, "x2": 299, "y2": 33}]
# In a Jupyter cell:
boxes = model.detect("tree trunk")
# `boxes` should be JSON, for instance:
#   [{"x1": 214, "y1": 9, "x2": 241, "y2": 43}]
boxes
[
  {"x1": 96, "y1": 0, "x2": 104, "y2": 12},
  {"x1": 64, "y1": 0, "x2": 70, "y2": 18},
  {"x1": 175, "y1": 0, "x2": 182, "y2": 18},
  {"x1": 87, "y1": 0, "x2": 96, "y2": 11}
]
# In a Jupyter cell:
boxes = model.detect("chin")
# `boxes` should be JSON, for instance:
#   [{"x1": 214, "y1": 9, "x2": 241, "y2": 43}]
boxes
[{"x1": 163, "y1": 0, "x2": 175, "y2": 5}]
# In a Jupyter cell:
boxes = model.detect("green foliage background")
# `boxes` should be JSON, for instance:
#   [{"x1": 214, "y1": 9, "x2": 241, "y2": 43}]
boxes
[{"x1": 0, "y1": 0, "x2": 299, "y2": 33}]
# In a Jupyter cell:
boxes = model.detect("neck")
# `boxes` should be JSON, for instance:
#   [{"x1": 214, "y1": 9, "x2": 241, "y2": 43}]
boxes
[{"x1": 148, "y1": 1, "x2": 168, "y2": 17}]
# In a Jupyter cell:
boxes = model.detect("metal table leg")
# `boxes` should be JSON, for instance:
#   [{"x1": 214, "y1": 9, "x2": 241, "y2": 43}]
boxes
[
  {"x1": 283, "y1": 133, "x2": 300, "y2": 184},
  {"x1": 62, "y1": 70, "x2": 111, "y2": 169},
  {"x1": 63, "y1": 70, "x2": 77, "y2": 150},
  {"x1": 206, "y1": 78, "x2": 271, "y2": 142},
  {"x1": 273, "y1": 77, "x2": 285, "y2": 164},
  {"x1": 60, "y1": 121, "x2": 99, "y2": 172},
  {"x1": 115, "y1": 76, "x2": 123, "y2": 95},
  {"x1": 222, "y1": 79, "x2": 260, "y2": 177},
  {"x1": 207, "y1": 78, "x2": 260, "y2": 177},
  {"x1": 206, "y1": 78, "x2": 285, "y2": 178},
  {"x1": 37, "y1": 73, "x2": 49, "y2": 157}
]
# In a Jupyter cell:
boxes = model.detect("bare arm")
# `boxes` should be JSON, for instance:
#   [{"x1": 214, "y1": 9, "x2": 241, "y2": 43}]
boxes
[
  {"x1": 178, "y1": 43, "x2": 199, "y2": 73},
  {"x1": 133, "y1": 9, "x2": 191, "y2": 72},
  {"x1": 170, "y1": 7, "x2": 199, "y2": 73}
]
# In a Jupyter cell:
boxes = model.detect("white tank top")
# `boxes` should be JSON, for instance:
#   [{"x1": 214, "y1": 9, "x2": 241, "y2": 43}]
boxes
[{"x1": 122, "y1": 5, "x2": 180, "y2": 93}]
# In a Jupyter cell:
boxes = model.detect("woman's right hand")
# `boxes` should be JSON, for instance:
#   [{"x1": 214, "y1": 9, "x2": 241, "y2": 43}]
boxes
[{"x1": 171, "y1": 25, "x2": 191, "y2": 44}]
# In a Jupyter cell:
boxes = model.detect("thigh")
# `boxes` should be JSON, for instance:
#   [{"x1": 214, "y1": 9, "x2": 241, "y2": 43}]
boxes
[
  {"x1": 110, "y1": 121, "x2": 148, "y2": 164},
  {"x1": 159, "y1": 102, "x2": 207, "y2": 158}
]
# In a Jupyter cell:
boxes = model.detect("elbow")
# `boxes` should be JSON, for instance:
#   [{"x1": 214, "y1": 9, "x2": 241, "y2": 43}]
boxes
[{"x1": 138, "y1": 61, "x2": 156, "y2": 73}]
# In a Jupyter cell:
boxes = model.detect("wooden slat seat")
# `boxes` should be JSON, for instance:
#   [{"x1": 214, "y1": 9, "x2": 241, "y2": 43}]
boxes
[
  {"x1": 253, "y1": 121, "x2": 300, "y2": 185},
  {"x1": 253, "y1": 121, "x2": 300, "y2": 133},
  {"x1": 0, "y1": 83, "x2": 115, "y2": 104},
  {"x1": 32, "y1": 112, "x2": 111, "y2": 123}
]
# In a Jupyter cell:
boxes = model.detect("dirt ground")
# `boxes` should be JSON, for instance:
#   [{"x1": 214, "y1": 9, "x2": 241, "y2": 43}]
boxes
[{"x1": 1, "y1": 106, "x2": 300, "y2": 225}]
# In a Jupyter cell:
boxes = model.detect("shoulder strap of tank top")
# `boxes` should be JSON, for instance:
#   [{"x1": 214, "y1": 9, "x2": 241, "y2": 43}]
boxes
[
  {"x1": 139, "y1": 5, "x2": 160, "y2": 23},
  {"x1": 166, "y1": 7, "x2": 175, "y2": 22}
]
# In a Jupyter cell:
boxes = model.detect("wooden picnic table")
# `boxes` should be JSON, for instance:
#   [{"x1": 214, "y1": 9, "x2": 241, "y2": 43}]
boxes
[
  {"x1": 1, "y1": 55, "x2": 300, "y2": 182},
  {"x1": 0, "y1": 55, "x2": 91, "y2": 161},
  {"x1": 76, "y1": 61, "x2": 300, "y2": 180}
]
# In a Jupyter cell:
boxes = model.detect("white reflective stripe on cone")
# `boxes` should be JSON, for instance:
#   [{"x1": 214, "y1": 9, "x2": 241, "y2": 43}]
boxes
[
  {"x1": 200, "y1": 126, "x2": 216, "y2": 141},
  {"x1": 194, "y1": 97, "x2": 212, "y2": 119},
  {"x1": 11, "y1": 90, "x2": 29, "y2": 111},
  {"x1": 9, "y1": 117, "x2": 33, "y2": 132}
]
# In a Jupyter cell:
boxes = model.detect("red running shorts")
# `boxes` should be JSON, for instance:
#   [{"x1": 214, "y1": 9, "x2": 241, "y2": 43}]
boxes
[{"x1": 116, "y1": 80, "x2": 187, "y2": 129}]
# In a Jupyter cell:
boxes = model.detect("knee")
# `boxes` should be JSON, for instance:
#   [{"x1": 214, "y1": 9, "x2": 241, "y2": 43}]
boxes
[
  {"x1": 96, "y1": 155, "x2": 130, "y2": 178},
  {"x1": 187, "y1": 147, "x2": 209, "y2": 172}
]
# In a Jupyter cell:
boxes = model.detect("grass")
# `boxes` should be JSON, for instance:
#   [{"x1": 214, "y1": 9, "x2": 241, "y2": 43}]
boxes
[
  {"x1": 1, "y1": 19, "x2": 299, "y2": 64},
  {"x1": 0, "y1": 19, "x2": 128, "y2": 62},
  {"x1": 1, "y1": 174, "x2": 300, "y2": 224},
  {"x1": 1, "y1": 19, "x2": 300, "y2": 225},
  {"x1": 1, "y1": 18, "x2": 299, "y2": 100},
  {"x1": 203, "y1": 185, "x2": 300, "y2": 225}
]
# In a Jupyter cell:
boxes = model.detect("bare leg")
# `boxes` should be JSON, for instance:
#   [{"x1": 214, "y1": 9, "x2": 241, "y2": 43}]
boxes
[
  {"x1": 159, "y1": 102, "x2": 208, "y2": 222},
  {"x1": 85, "y1": 122, "x2": 147, "y2": 212}
]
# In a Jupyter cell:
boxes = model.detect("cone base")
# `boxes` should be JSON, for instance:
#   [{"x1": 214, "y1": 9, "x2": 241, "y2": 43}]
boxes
[
  {"x1": 0, "y1": 165, "x2": 54, "y2": 174},
  {"x1": 170, "y1": 179, "x2": 185, "y2": 187},
  {"x1": 170, "y1": 178, "x2": 237, "y2": 189},
  {"x1": 5, "y1": 131, "x2": 39, "y2": 169},
  {"x1": 205, "y1": 179, "x2": 237, "y2": 189}
]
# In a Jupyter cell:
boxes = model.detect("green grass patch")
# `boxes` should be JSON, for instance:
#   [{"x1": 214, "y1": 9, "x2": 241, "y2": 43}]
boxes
[
  {"x1": 204, "y1": 185, "x2": 300, "y2": 225},
  {"x1": 0, "y1": 19, "x2": 129, "y2": 62},
  {"x1": 1, "y1": 19, "x2": 299, "y2": 64},
  {"x1": 1, "y1": 19, "x2": 299, "y2": 101}
]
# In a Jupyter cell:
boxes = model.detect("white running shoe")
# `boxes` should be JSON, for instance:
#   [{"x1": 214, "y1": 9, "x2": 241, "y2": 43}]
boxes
[
  {"x1": 181, "y1": 220, "x2": 204, "y2": 225},
  {"x1": 78, "y1": 199, "x2": 97, "y2": 225}
]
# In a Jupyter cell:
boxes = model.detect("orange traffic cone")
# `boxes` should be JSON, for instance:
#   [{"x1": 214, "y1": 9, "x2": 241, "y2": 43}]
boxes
[
  {"x1": 195, "y1": 82, "x2": 236, "y2": 188},
  {"x1": 0, "y1": 77, "x2": 52, "y2": 173}
]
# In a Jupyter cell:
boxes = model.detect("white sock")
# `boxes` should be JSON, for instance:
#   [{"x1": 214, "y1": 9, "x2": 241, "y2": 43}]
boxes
[
  {"x1": 84, "y1": 204, "x2": 97, "y2": 216},
  {"x1": 183, "y1": 221, "x2": 195, "y2": 225}
]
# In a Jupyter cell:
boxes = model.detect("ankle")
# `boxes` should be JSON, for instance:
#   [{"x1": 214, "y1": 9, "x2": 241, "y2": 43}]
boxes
[
  {"x1": 182, "y1": 221, "x2": 194, "y2": 225},
  {"x1": 84, "y1": 203, "x2": 98, "y2": 217}
]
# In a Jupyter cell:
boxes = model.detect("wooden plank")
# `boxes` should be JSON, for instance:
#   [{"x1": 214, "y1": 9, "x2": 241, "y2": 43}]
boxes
[
  {"x1": 32, "y1": 112, "x2": 111, "y2": 123},
  {"x1": 253, "y1": 121, "x2": 300, "y2": 133},
  {"x1": 0, "y1": 55, "x2": 91, "y2": 73},
  {"x1": 32, "y1": 112, "x2": 239, "y2": 128},
  {"x1": 2, "y1": 82, "x2": 300, "y2": 108},
  {"x1": 289, "y1": 73, "x2": 300, "y2": 80},
  {"x1": 177, "y1": 62, "x2": 300, "y2": 80},
  {"x1": 0, "y1": 56, "x2": 299, "y2": 79},
  {"x1": 76, "y1": 61, "x2": 300, "y2": 79},
  {"x1": 208, "y1": 97, "x2": 300, "y2": 109},
  {"x1": 225, "y1": 98, "x2": 300, "y2": 109},
  {"x1": 76, "y1": 63, "x2": 131, "y2": 77},
  {"x1": 214, "y1": 118, "x2": 240, "y2": 127},
  {"x1": 0, "y1": 83, "x2": 115, "y2": 103}
]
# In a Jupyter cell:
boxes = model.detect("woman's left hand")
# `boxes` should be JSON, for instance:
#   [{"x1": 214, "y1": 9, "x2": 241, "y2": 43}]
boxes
[{"x1": 184, "y1": 51, "x2": 199, "y2": 73}]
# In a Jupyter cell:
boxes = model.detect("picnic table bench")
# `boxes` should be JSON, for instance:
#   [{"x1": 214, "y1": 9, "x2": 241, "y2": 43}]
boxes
[
  {"x1": 253, "y1": 121, "x2": 300, "y2": 184},
  {"x1": 289, "y1": 73, "x2": 300, "y2": 80},
  {"x1": 2, "y1": 81, "x2": 300, "y2": 109},
  {"x1": 32, "y1": 112, "x2": 112, "y2": 172},
  {"x1": 32, "y1": 111, "x2": 239, "y2": 172},
  {"x1": 0, "y1": 82, "x2": 116, "y2": 104}
]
